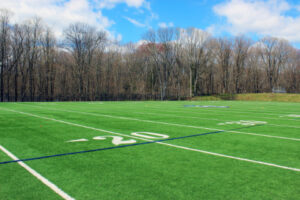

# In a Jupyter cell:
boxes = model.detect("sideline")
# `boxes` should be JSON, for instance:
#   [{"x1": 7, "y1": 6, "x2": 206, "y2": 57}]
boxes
[{"x1": 0, "y1": 145, "x2": 75, "y2": 200}]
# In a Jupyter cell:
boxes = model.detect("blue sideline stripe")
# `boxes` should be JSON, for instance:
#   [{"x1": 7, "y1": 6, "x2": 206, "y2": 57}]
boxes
[{"x1": 0, "y1": 125, "x2": 260, "y2": 165}]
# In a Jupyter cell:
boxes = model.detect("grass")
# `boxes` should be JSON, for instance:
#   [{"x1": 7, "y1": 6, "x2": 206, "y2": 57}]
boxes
[
  {"x1": 192, "y1": 93, "x2": 300, "y2": 102},
  {"x1": 0, "y1": 101, "x2": 299, "y2": 200}
]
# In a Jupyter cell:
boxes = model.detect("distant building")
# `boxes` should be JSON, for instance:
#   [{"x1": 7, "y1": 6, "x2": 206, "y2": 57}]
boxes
[{"x1": 272, "y1": 87, "x2": 286, "y2": 93}]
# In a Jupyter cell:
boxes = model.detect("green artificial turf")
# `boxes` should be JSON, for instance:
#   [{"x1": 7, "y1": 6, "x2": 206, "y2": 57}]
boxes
[{"x1": 0, "y1": 101, "x2": 299, "y2": 200}]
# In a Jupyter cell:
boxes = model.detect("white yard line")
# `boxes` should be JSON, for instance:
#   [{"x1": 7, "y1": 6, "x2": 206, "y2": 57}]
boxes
[
  {"x1": 1, "y1": 108, "x2": 299, "y2": 172},
  {"x1": 28, "y1": 106, "x2": 300, "y2": 142},
  {"x1": 134, "y1": 111, "x2": 300, "y2": 129},
  {"x1": 155, "y1": 142, "x2": 300, "y2": 172},
  {"x1": 29, "y1": 102, "x2": 300, "y2": 122},
  {"x1": 268, "y1": 123, "x2": 300, "y2": 129},
  {"x1": 0, "y1": 145, "x2": 75, "y2": 200},
  {"x1": 141, "y1": 104, "x2": 299, "y2": 117},
  {"x1": 141, "y1": 105, "x2": 300, "y2": 121},
  {"x1": 134, "y1": 111, "x2": 220, "y2": 121}
]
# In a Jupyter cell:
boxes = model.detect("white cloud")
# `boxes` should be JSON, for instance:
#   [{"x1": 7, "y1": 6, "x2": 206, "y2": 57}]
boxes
[
  {"x1": 99, "y1": 0, "x2": 146, "y2": 9},
  {"x1": 0, "y1": 0, "x2": 151, "y2": 40},
  {"x1": 158, "y1": 22, "x2": 174, "y2": 28},
  {"x1": 213, "y1": 0, "x2": 300, "y2": 42},
  {"x1": 205, "y1": 25, "x2": 216, "y2": 35},
  {"x1": 0, "y1": 0, "x2": 115, "y2": 38},
  {"x1": 123, "y1": 16, "x2": 145, "y2": 27},
  {"x1": 123, "y1": 11, "x2": 158, "y2": 30},
  {"x1": 158, "y1": 22, "x2": 167, "y2": 28},
  {"x1": 177, "y1": 28, "x2": 211, "y2": 46},
  {"x1": 143, "y1": 1, "x2": 151, "y2": 11}
]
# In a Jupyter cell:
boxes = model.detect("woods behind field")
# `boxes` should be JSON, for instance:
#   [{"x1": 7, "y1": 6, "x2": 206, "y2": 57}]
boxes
[{"x1": 0, "y1": 9, "x2": 299, "y2": 102}]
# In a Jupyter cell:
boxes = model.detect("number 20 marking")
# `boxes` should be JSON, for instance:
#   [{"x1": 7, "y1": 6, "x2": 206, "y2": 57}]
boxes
[
  {"x1": 131, "y1": 132, "x2": 169, "y2": 139},
  {"x1": 67, "y1": 132, "x2": 169, "y2": 146},
  {"x1": 93, "y1": 136, "x2": 136, "y2": 145}
]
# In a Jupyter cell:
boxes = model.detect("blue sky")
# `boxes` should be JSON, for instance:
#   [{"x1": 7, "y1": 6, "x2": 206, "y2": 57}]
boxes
[
  {"x1": 1, "y1": 0, "x2": 300, "y2": 48},
  {"x1": 103, "y1": 0, "x2": 300, "y2": 48},
  {"x1": 103, "y1": 0, "x2": 223, "y2": 42}
]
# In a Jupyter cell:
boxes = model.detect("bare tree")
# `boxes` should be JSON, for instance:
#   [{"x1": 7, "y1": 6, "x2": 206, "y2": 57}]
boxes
[
  {"x1": 64, "y1": 23, "x2": 106, "y2": 100},
  {"x1": 143, "y1": 28, "x2": 176, "y2": 100},
  {"x1": 215, "y1": 38, "x2": 232, "y2": 94},
  {"x1": 246, "y1": 46, "x2": 264, "y2": 93},
  {"x1": 0, "y1": 12, "x2": 298, "y2": 102},
  {"x1": 39, "y1": 27, "x2": 57, "y2": 101},
  {"x1": 232, "y1": 36, "x2": 251, "y2": 93},
  {"x1": 177, "y1": 28, "x2": 210, "y2": 97},
  {"x1": 11, "y1": 24, "x2": 25, "y2": 101},
  {"x1": 259, "y1": 37, "x2": 291, "y2": 91},
  {"x1": 281, "y1": 48, "x2": 300, "y2": 93},
  {"x1": 157, "y1": 27, "x2": 176, "y2": 100},
  {"x1": 0, "y1": 9, "x2": 11, "y2": 102},
  {"x1": 24, "y1": 17, "x2": 43, "y2": 101}
]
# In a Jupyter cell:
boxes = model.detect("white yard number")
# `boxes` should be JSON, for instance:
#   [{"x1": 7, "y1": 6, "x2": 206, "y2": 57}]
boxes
[
  {"x1": 218, "y1": 120, "x2": 267, "y2": 126},
  {"x1": 131, "y1": 132, "x2": 169, "y2": 139},
  {"x1": 67, "y1": 132, "x2": 169, "y2": 145},
  {"x1": 93, "y1": 136, "x2": 136, "y2": 145}
]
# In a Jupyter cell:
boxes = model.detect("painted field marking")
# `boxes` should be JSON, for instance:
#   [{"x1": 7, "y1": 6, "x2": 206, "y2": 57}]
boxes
[
  {"x1": 193, "y1": 105, "x2": 300, "y2": 117},
  {"x1": 0, "y1": 145, "x2": 75, "y2": 200},
  {"x1": 76, "y1": 101, "x2": 298, "y2": 123},
  {"x1": 134, "y1": 111, "x2": 220, "y2": 121},
  {"x1": 139, "y1": 105, "x2": 300, "y2": 122},
  {"x1": 1, "y1": 130, "x2": 226, "y2": 165},
  {"x1": 131, "y1": 132, "x2": 169, "y2": 139},
  {"x1": 136, "y1": 100, "x2": 295, "y2": 113},
  {"x1": 218, "y1": 120, "x2": 267, "y2": 126},
  {"x1": 283, "y1": 114, "x2": 300, "y2": 118},
  {"x1": 184, "y1": 105, "x2": 229, "y2": 108},
  {"x1": 68, "y1": 132, "x2": 169, "y2": 145},
  {"x1": 268, "y1": 124, "x2": 300, "y2": 129},
  {"x1": 93, "y1": 136, "x2": 136, "y2": 145},
  {"x1": 1, "y1": 108, "x2": 300, "y2": 172},
  {"x1": 27, "y1": 102, "x2": 300, "y2": 123},
  {"x1": 134, "y1": 112, "x2": 300, "y2": 129},
  {"x1": 28, "y1": 106, "x2": 300, "y2": 142},
  {"x1": 67, "y1": 100, "x2": 282, "y2": 115},
  {"x1": 71, "y1": 100, "x2": 297, "y2": 118},
  {"x1": 145, "y1": 104, "x2": 293, "y2": 117},
  {"x1": 67, "y1": 139, "x2": 88, "y2": 143}
]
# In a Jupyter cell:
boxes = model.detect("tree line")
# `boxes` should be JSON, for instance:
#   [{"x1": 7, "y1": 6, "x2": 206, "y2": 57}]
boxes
[{"x1": 0, "y1": 10, "x2": 299, "y2": 102}]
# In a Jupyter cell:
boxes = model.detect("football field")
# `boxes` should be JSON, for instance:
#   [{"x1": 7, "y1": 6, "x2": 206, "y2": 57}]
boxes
[{"x1": 0, "y1": 101, "x2": 299, "y2": 200}]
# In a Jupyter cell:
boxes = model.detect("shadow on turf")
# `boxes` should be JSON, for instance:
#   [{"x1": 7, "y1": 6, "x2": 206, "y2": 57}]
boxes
[{"x1": 0, "y1": 125, "x2": 264, "y2": 165}]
